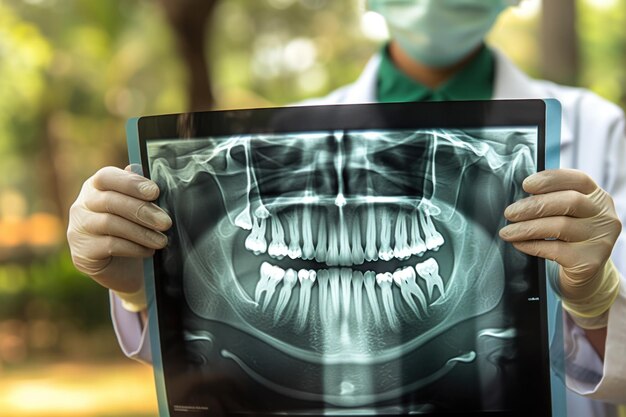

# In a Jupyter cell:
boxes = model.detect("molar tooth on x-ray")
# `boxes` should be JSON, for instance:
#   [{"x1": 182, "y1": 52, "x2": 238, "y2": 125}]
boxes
[
  {"x1": 416, "y1": 258, "x2": 446, "y2": 304},
  {"x1": 393, "y1": 266, "x2": 427, "y2": 319},
  {"x1": 147, "y1": 126, "x2": 537, "y2": 408}
]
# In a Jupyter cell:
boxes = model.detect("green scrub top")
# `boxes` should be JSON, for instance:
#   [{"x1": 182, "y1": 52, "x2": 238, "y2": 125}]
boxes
[{"x1": 376, "y1": 44, "x2": 495, "y2": 102}]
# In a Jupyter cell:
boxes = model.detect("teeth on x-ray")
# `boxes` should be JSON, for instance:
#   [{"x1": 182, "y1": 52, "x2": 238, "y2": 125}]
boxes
[
  {"x1": 285, "y1": 212, "x2": 302, "y2": 260},
  {"x1": 339, "y1": 218, "x2": 352, "y2": 266},
  {"x1": 315, "y1": 215, "x2": 328, "y2": 263},
  {"x1": 364, "y1": 206, "x2": 378, "y2": 262},
  {"x1": 340, "y1": 268, "x2": 352, "y2": 318},
  {"x1": 393, "y1": 212, "x2": 411, "y2": 260},
  {"x1": 317, "y1": 269, "x2": 330, "y2": 328},
  {"x1": 351, "y1": 271, "x2": 365, "y2": 326},
  {"x1": 419, "y1": 208, "x2": 445, "y2": 251},
  {"x1": 267, "y1": 214, "x2": 289, "y2": 259},
  {"x1": 378, "y1": 208, "x2": 394, "y2": 261},
  {"x1": 255, "y1": 262, "x2": 285, "y2": 311},
  {"x1": 376, "y1": 272, "x2": 399, "y2": 330},
  {"x1": 363, "y1": 271, "x2": 382, "y2": 327},
  {"x1": 295, "y1": 269, "x2": 316, "y2": 333},
  {"x1": 326, "y1": 222, "x2": 340, "y2": 267},
  {"x1": 254, "y1": 257, "x2": 446, "y2": 332},
  {"x1": 329, "y1": 269, "x2": 341, "y2": 316},
  {"x1": 409, "y1": 210, "x2": 428, "y2": 256},
  {"x1": 416, "y1": 258, "x2": 446, "y2": 302},
  {"x1": 301, "y1": 206, "x2": 315, "y2": 260},
  {"x1": 244, "y1": 216, "x2": 267, "y2": 255},
  {"x1": 273, "y1": 268, "x2": 298, "y2": 324},
  {"x1": 248, "y1": 205, "x2": 444, "y2": 266},
  {"x1": 249, "y1": 202, "x2": 447, "y2": 331},
  {"x1": 351, "y1": 216, "x2": 365, "y2": 265},
  {"x1": 393, "y1": 266, "x2": 427, "y2": 319},
  {"x1": 254, "y1": 262, "x2": 273, "y2": 303}
]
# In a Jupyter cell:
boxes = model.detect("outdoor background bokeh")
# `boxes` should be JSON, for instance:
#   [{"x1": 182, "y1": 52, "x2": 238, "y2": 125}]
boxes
[{"x1": 0, "y1": 0, "x2": 625, "y2": 416}]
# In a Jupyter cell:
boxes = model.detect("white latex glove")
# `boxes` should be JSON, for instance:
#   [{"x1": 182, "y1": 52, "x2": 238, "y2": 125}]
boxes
[
  {"x1": 67, "y1": 166, "x2": 172, "y2": 311},
  {"x1": 499, "y1": 169, "x2": 622, "y2": 329}
]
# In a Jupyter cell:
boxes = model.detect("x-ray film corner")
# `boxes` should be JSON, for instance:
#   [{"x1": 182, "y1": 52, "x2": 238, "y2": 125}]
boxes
[{"x1": 128, "y1": 100, "x2": 565, "y2": 416}]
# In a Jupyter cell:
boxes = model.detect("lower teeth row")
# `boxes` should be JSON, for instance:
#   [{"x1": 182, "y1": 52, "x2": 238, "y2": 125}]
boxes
[{"x1": 254, "y1": 258, "x2": 445, "y2": 333}]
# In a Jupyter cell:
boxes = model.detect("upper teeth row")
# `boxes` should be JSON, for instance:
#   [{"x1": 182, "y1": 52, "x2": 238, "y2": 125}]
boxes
[
  {"x1": 245, "y1": 205, "x2": 445, "y2": 266},
  {"x1": 254, "y1": 258, "x2": 445, "y2": 333}
]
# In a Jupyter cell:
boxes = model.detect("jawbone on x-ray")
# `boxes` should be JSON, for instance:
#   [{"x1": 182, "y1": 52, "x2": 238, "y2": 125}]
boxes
[{"x1": 146, "y1": 122, "x2": 548, "y2": 414}]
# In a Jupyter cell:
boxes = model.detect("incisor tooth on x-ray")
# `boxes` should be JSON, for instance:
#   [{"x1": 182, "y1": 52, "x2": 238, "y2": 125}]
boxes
[
  {"x1": 352, "y1": 270, "x2": 365, "y2": 326},
  {"x1": 317, "y1": 269, "x2": 330, "y2": 328},
  {"x1": 351, "y1": 216, "x2": 365, "y2": 265},
  {"x1": 364, "y1": 206, "x2": 378, "y2": 262}
]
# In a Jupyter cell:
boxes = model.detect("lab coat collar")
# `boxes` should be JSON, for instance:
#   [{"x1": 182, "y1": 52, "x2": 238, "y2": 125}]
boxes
[
  {"x1": 493, "y1": 49, "x2": 573, "y2": 144},
  {"x1": 343, "y1": 54, "x2": 380, "y2": 104},
  {"x1": 342, "y1": 49, "x2": 572, "y2": 144}
]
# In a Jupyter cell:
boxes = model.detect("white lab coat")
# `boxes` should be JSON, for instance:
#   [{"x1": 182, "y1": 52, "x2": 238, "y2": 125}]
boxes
[{"x1": 111, "y1": 49, "x2": 626, "y2": 417}]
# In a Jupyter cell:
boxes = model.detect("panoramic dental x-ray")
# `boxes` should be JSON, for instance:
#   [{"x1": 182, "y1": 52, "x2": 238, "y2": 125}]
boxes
[{"x1": 136, "y1": 104, "x2": 558, "y2": 416}]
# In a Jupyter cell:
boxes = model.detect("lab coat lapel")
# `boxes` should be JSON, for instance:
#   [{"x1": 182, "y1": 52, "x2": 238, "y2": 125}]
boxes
[
  {"x1": 492, "y1": 49, "x2": 544, "y2": 99},
  {"x1": 493, "y1": 49, "x2": 573, "y2": 145},
  {"x1": 342, "y1": 55, "x2": 380, "y2": 104}
]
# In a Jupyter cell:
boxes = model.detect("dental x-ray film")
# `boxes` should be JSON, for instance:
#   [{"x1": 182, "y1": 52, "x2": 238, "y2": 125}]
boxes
[{"x1": 127, "y1": 100, "x2": 565, "y2": 417}]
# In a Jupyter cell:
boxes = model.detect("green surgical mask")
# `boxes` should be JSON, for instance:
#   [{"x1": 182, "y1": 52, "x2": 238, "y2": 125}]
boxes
[{"x1": 367, "y1": 0, "x2": 518, "y2": 68}]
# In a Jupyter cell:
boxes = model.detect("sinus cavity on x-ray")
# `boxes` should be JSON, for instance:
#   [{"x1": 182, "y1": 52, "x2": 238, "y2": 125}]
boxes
[{"x1": 143, "y1": 123, "x2": 553, "y2": 416}]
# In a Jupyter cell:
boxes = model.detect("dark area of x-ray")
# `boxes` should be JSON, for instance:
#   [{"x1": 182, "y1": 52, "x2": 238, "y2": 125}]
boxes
[{"x1": 145, "y1": 125, "x2": 551, "y2": 417}]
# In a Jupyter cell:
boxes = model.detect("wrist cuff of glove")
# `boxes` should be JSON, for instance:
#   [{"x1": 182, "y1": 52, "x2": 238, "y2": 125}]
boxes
[
  {"x1": 563, "y1": 308, "x2": 610, "y2": 330},
  {"x1": 561, "y1": 259, "x2": 620, "y2": 329},
  {"x1": 113, "y1": 286, "x2": 147, "y2": 313}
]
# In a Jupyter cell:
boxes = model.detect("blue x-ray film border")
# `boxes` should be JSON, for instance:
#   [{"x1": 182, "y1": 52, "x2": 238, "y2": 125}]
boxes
[
  {"x1": 126, "y1": 117, "x2": 171, "y2": 417},
  {"x1": 544, "y1": 98, "x2": 567, "y2": 417}
]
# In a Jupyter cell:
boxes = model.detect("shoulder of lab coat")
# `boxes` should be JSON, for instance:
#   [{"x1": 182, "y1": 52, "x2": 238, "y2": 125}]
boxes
[{"x1": 110, "y1": 49, "x2": 626, "y2": 402}]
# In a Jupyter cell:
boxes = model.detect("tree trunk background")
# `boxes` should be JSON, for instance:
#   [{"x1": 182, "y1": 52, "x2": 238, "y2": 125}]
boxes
[
  {"x1": 159, "y1": 0, "x2": 219, "y2": 112},
  {"x1": 540, "y1": 0, "x2": 579, "y2": 85}
]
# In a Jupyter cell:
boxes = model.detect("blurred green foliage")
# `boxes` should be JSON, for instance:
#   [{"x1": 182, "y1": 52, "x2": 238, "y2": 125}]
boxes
[
  {"x1": 0, "y1": 0, "x2": 624, "y2": 368},
  {"x1": 0, "y1": 249, "x2": 107, "y2": 329},
  {"x1": 578, "y1": 0, "x2": 626, "y2": 105},
  {"x1": 211, "y1": 0, "x2": 374, "y2": 105}
]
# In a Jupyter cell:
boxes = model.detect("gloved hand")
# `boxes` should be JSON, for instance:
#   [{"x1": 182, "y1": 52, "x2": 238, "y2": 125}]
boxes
[
  {"x1": 67, "y1": 166, "x2": 172, "y2": 311},
  {"x1": 499, "y1": 169, "x2": 622, "y2": 329}
]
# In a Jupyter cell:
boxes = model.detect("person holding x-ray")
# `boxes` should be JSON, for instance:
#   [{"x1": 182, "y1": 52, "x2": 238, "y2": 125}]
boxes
[{"x1": 67, "y1": 1, "x2": 626, "y2": 415}]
